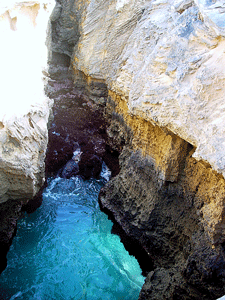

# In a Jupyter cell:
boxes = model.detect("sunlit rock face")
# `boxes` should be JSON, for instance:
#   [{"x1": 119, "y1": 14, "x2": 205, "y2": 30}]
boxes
[
  {"x1": 0, "y1": 1, "x2": 54, "y2": 203},
  {"x1": 50, "y1": 0, "x2": 225, "y2": 244},
  {"x1": 50, "y1": 0, "x2": 225, "y2": 179},
  {"x1": 49, "y1": 0, "x2": 225, "y2": 298},
  {"x1": 74, "y1": 0, "x2": 225, "y2": 177}
]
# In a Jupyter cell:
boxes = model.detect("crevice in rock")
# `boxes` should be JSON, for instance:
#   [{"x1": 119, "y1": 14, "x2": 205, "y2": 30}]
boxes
[
  {"x1": 98, "y1": 195, "x2": 153, "y2": 276},
  {"x1": 175, "y1": 0, "x2": 194, "y2": 14},
  {"x1": 44, "y1": 63, "x2": 116, "y2": 180}
]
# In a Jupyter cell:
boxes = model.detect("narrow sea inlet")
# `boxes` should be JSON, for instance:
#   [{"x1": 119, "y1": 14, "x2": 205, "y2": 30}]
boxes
[{"x1": 0, "y1": 165, "x2": 145, "y2": 300}]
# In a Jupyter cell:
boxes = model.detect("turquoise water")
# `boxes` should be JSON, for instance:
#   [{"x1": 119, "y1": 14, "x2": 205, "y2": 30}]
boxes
[{"x1": 0, "y1": 166, "x2": 144, "y2": 300}]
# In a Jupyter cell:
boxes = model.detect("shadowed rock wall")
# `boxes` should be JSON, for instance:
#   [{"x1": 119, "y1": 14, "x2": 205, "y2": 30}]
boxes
[{"x1": 100, "y1": 93, "x2": 225, "y2": 299}]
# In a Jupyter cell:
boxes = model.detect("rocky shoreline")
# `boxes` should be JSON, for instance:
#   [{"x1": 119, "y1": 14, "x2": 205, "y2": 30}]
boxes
[
  {"x1": 2, "y1": 63, "x2": 225, "y2": 298},
  {"x1": 1, "y1": 0, "x2": 225, "y2": 299}
]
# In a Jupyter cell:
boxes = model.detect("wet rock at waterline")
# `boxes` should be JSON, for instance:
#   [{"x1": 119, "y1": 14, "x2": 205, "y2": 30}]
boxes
[
  {"x1": 57, "y1": 148, "x2": 103, "y2": 180},
  {"x1": 44, "y1": 63, "x2": 118, "y2": 180},
  {"x1": 60, "y1": 159, "x2": 79, "y2": 179},
  {"x1": 79, "y1": 153, "x2": 103, "y2": 179},
  {"x1": 57, "y1": 147, "x2": 81, "y2": 178},
  {"x1": 0, "y1": 200, "x2": 23, "y2": 274},
  {"x1": 99, "y1": 131, "x2": 225, "y2": 299}
]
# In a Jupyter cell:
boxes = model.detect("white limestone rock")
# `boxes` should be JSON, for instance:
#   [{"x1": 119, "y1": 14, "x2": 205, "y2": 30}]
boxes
[
  {"x1": 0, "y1": 1, "x2": 54, "y2": 203},
  {"x1": 0, "y1": 101, "x2": 52, "y2": 203},
  {"x1": 71, "y1": 0, "x2": 225, "y2": 178}
]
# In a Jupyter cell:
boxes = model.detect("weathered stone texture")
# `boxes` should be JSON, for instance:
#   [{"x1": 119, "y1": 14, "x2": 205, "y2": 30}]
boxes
[
  {"x1": 53, "y1": 0, "x2": 225, "y2": 178},
  {"x1": 47, "y1": 0, "x2": 88, "y2": 58},
  {"x1": 97, "y1": 92, "x2": 225, "y2": 298},
  {"x1": 50, "y1": 1, "x2": 225, "y2": 296},
  {"x1": 5, "y1": 0, "x2": 224, "y2": 298},
  {"x1": 0, "y1": 102, "x2": 52, "y2": 203},
  {"x1": 49, "y1": 0, "x2": 225, "y2": 179},
  {"x1": 105, "y1": 91, "x2": 225, "y2": 245},
  {"x1": 0, "y1": 1, "x2": 54, "y2": 203}
]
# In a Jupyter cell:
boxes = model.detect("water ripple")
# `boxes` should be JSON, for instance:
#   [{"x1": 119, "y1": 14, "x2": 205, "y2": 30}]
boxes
[{"x1": 0, "y1": 165, "x2": 144, "y2": 300}]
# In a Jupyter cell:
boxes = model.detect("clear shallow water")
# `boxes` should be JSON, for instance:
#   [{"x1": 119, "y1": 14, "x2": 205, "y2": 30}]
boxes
[{"x1": 0, "y1": 166, "x2": 144, "y2": 300}]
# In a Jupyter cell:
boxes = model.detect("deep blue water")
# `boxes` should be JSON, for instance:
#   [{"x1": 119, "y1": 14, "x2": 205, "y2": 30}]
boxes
[{"x1": 0, "y1": 165, "x2": 144, "y2": 300}]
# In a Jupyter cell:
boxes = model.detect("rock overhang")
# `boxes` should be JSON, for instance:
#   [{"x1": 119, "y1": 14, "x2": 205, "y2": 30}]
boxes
[{"x1": 66, "y1": 0, "x2": 225, "y2": 178}]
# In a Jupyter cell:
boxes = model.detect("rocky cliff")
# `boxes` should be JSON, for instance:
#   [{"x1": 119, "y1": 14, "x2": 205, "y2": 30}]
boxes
[
  {"x1": 0, "y1": 1, "x2": 54, "y2": 203},
  {"x1": 0, "y1": 0, "x2": 54, "y2": 273},
  {"x1": 50, "y1": 0, "x2": 225, "y2": 174},
  {"x1": 49, "y1": 0, "x2": 225, "y2": 298},
  {"x1": 1, "y1": 0, "x2": 225, "y2": 298}
]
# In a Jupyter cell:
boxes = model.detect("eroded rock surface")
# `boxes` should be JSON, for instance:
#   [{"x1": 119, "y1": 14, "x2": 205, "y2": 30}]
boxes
[
  {"x1": 99, "y1": 112, "x2": 225, "y2": 299},
  {"x1": 74, "y1": 0, "x2": 225, "y2": 178},
  {"x1": 50, "y1": 0, "x2": 225, "y2": 178},
  {"x1": 1, "y1": 0, "x2": 225, "y2": 298},
  {"x1": 0, "y1": 102, "x2": 52, "y2": 204},
  {"x1": 49, "y1": 0, "x2": 225, "y2": 298},
  {"x1": 0, "y1": 1, "x2": 54, "y2": 203}
]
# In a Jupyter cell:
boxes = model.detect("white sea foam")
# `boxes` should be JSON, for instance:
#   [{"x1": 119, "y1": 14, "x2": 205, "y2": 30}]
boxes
[{"x1": 100, "y1": 161, "x2": 111, "y2": 181}]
